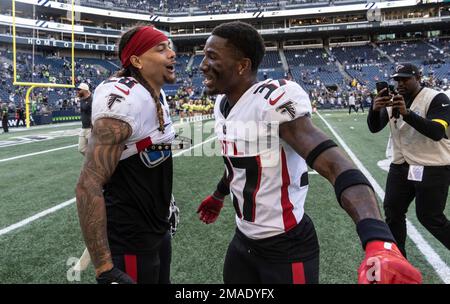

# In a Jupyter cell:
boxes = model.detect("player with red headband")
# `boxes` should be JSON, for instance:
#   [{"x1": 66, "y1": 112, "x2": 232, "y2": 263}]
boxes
[{"x1": 76, "y1": 25, "x2": 178, "y2": 284}]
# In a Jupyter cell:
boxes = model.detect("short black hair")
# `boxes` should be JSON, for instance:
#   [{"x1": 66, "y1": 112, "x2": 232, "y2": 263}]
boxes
[{"x1": 212, "y1": 21, "x2": 265, "y2": 73}]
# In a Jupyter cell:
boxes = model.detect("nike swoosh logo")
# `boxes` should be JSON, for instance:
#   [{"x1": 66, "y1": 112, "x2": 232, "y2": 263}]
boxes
[
  {"x1": 269, "y1": 92, "x2": 286, "y2": 105},
  {"x1": 442, "y1": 104, "x2": 449, "y2": 107},
  {"x1": 115, "y1": 85, "x2": 130, "y2": 95}
]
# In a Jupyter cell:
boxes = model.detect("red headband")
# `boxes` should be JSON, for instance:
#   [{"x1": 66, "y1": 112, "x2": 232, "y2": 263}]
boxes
[{"x1": 120, "y1": 26, "x2": 168, "y2": 68}]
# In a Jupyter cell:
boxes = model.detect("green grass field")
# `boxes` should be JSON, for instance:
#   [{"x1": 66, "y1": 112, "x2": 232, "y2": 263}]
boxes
[{"x1": 0, "y1": 110, "x2": 448, "y2": 284}]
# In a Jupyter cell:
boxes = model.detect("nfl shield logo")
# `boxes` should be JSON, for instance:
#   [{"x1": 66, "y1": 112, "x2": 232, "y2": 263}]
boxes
[{"x1": 223, "y1": 124, "x2": 227, "y2": 135}]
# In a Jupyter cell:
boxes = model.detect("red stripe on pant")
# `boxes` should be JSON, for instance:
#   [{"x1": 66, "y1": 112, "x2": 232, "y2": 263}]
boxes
[
  {"x1": 124, "y1": 254, "x2": 138, "y2": 283},
  {"x1": 292, "y1": 262, "x2": 306, "y2": 284},
  {"x1": 280, "y1": 148, "x2": 297, "y2": 231}
]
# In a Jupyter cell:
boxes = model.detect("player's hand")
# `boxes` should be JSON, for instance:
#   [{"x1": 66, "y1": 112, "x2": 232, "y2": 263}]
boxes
[
  {"x1": 372, "y1": 89, "x2": 392, "y2": 111},
  {"x1": 358, "y1": 241, "x2": 422, "y2": 284},
  {"x1": 391, "y1": 94, "x2": 408, "y2": 116},
  {"x1": 197, "y1": 193, "x2": 224, "y2": 224},
  {"x1": 96, "y1": 267, "x2": 136, "y2": 284}
]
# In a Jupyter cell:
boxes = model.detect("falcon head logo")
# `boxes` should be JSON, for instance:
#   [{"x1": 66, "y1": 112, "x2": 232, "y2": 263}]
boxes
[
  {"x1": 395, "y1": 65, "x2": 405, "y2": 72},
  {"x1": 276, "y1": 100, "x2": 296, "y2": 119},
  {"x1": 106, "y1": 94, "x2": 124, "y2": 109}
]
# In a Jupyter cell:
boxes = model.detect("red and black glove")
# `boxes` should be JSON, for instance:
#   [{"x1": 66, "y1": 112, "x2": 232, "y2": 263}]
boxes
[
  {"x1": 197, "y1": 191, "x2": 224, "y2": 224},
  {"x1": 358, "y1": 240, "x2": 422, "y2": 284}
]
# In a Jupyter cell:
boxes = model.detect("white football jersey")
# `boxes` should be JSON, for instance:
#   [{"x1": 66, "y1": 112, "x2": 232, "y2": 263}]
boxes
[
  {"x1": 92, "y1": 76, "x2": 175, "y2": 160},
  {"x1": 214, "y1": 79, "x2": 312, "y2": 239}
]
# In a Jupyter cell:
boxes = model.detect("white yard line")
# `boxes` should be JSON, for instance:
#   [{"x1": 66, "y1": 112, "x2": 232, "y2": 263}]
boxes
[
  {"x1": 173, "y1": 136, "x2": 217, "y2": 157},
  {"x1": 0, "y1": 117, "x2": 212, "y2": 160},
  {"x1": 0, "y1": 144, "x2": 79, "y2": 163},
  {"x1": 0, "y1": 135, "x2": 79, "y2": 148},
  {"x1": 0, "y1": 117, "x2": 210, "y2": 149},
  {"x1": 0, "y1": 135, "x2": 217, "y2": 237},
  {"x1": 7, "y1": 122, "x2": 81, "y2": 132},
  {"x1": 316, "y1": 111, "x2": 450, "y2": 284},
  {"x1": 0, "y1": 198, "x2": 76, "y2": 236}
]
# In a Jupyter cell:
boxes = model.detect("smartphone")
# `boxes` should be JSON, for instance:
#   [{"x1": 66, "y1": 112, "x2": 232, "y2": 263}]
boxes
[
  {"x1": 389, "y1": 84, "x2": 397, "y2": 96},
  {"x1": 376, "y1": 81, "x2": 389, "y2": 97},
  {"x1": 376, "y1": 83, "x2": 400, "y2": 118}
]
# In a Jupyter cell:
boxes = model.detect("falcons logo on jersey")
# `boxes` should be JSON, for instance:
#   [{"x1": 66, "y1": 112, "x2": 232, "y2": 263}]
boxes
[
  {"x1": 276, "y1": 100, "x2": 296, "y2": 119},
  {"x1": 106, "y1": 93, "x2": 124, "y2": 109}
]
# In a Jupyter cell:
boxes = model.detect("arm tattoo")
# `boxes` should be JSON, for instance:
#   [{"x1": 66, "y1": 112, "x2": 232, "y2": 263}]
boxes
[{"x1": 75, "y1": 118, "x2": 131, "y2": 275}]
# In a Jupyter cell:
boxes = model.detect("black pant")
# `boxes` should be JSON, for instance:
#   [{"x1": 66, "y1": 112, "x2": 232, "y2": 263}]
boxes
[
  {"x1": 16, "y1": 117, "x2": 26, "y2": 127},
  {"x1": 158, "y1": 231, "x2": 172, "y2": 284},
  {"x1": 358, "y1": 103, "x2": 364, "y2": 113},
  {"x1": 384, "y1": 163, "x2": 450, "y2": 257},
  {"x1": 112, "y1": 230, "x2": 172, "y2": 284},
  {"x1": 2, "y1": 119, "x2": 8, "y2": 132},
  {"x1": 349, "y1": 105, "x2": 358, "y2": 114},
  {"x1": 223, "y1": 215, "x2": 320, "y2": 284}
]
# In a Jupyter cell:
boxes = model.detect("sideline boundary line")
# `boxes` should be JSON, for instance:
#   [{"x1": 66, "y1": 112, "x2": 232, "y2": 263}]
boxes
[{"x1": 316, "y1": 111, "x2": 450, "y2": 284}]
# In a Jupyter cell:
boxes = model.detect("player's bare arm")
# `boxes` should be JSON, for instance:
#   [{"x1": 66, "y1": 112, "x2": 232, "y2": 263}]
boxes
[
  {"x1": 279, "y1": 115, "x2": 382, "y2": 223},
  {"x1": 280, "y1": 114, "x2": 421, "y2": 283},
  {"x1": 75, "y1": 117, "x2": 131, "y2": 276}
]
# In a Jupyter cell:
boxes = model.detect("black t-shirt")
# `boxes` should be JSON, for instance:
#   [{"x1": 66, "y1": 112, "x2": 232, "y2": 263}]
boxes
[
  {"x1": 103, "y1": 153, "x2": 173, "y2": 254},
  {"x1": 220, "y1": 96, "x2": 234, "y2": 119},
  {"x1": 425, "y1": 92, "x2": 450, "y2": 123},
  {"x1": 2, "y1": 109, "x2": 8, "y2": 121},
  {"x1": 80, "y1": 95, "x2": 92, "y2": 129},
  {"x1": 16, "y1": 108, "x2": 24, "y2": 119}
]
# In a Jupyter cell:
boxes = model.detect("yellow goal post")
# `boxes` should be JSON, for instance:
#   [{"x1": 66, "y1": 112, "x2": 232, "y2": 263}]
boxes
[{"x1": 12, "y1": 0, "x2": 76, "y2": 128}]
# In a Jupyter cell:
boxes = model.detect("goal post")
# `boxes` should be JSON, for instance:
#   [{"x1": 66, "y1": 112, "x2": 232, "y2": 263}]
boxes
[{"x1": 12, "y1": 0, "x2": 76, "y2": 128}]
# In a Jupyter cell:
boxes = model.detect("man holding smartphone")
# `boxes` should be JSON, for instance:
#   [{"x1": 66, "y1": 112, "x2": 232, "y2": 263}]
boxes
[{"x1": 367, "y1": 63, "x2": 450, "y2": 257}]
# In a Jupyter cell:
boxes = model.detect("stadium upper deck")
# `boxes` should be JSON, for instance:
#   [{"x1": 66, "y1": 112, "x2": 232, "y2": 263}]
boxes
[
  {"x1": 0, "y1": 0, "x2": 448, "y2": 44},
  {"x1": 76, "y1": 0, "x2": 367, "y2": 16},
  {"x1": 0, "y1": 0, "x2": 448, "y2": 55},
  {"x1": 0, "y1": 0, "x2": 449, "y2": 111}
]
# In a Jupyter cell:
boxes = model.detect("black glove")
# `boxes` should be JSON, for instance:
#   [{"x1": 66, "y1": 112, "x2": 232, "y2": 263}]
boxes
[{"x1": 96, "y1": 267, "x2": 136, "y2": 284}]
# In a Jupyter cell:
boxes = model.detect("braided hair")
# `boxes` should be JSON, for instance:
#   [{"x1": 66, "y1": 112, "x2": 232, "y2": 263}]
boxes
[{"x1": 116, "y1": 26, "x2": 165, "y2": 133}]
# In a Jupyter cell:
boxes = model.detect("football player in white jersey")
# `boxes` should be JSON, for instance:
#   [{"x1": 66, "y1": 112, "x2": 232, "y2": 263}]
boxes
[
  {"x1": 197, "y1": 21, "x2": 422, "y2": 284},
  {"x1": 76, "y1": 26, "x2": 177, "y2": 284}
]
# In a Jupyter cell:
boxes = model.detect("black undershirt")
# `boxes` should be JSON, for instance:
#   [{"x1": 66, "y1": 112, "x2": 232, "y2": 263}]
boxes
[{"x1": 220, "y1": 96, "x2": 234, "y2": 119}]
